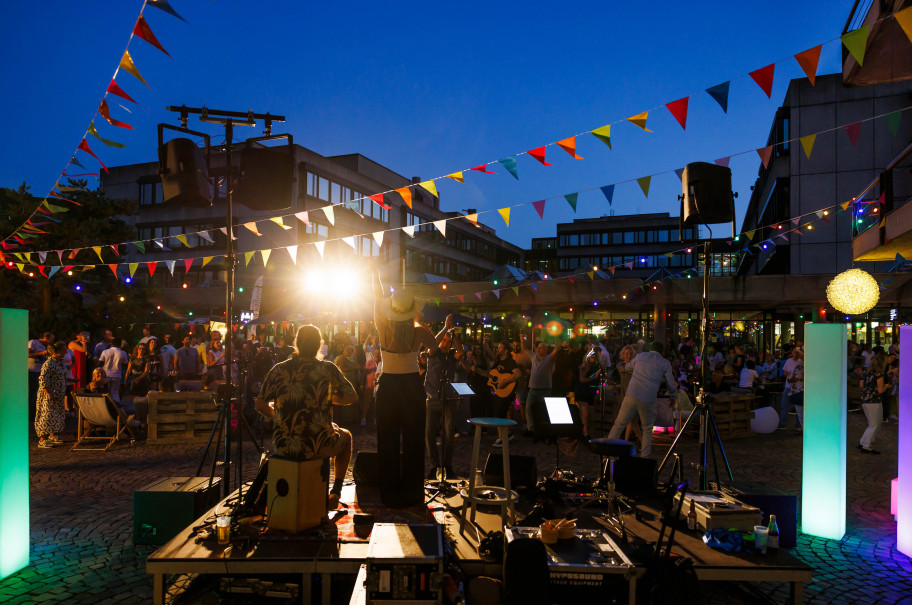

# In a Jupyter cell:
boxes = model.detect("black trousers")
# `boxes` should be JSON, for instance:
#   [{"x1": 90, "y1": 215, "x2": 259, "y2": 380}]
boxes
[{"x1": 375, "y1": 373, "x2": 426, "y2": 507}]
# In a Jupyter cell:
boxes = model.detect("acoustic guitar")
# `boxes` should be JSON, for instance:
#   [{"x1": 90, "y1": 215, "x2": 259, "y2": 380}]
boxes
[{"x1": 485, "y1": 369, "x2": 517, "y2": 398}]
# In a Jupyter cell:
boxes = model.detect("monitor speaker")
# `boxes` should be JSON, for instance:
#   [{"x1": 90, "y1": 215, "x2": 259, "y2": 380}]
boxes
[
  {"x1": 483, "y1": 453, "x2": 538, "y2": 489},
  {"x1": 236, "y1": 145, "x2": 293, "y2": 211},
  {"x1": 680, "y1": 162, "x2": 735, "y2": 226},
  {"x1": 160, "y1": 138, "x2": 212, "y2": 208}
]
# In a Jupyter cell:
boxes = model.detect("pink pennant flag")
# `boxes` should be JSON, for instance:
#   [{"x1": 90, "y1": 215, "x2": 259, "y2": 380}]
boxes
[
  {"x1": 182, "y1": 258, "x2": 192, "y2": 273},
  {"x1": 791, "y1": 217, "x2": 800, "y2": 225},
  {"x1": 295, "y1": 211, "x2": 310, "y2": 225},
  {"x1": 528, "y1": 146, "x2": 552, "y2": 166},
  {"x1": 474, "y1": 292, "x2": 483, "y2": 300},
  {"x1": 532, "y1": 200, "x2": 546, "y2": 219},
  {"x1": 492, "y1": 289, "x2": 500, "y2": 299},
  {"x1": 624, "y1": 262, "x2": 634, "y2": 269},
  {"x1": 568, "y1": 276, "x2": 575, "y2": 284},
  {"x1": 530, "y1": 284, "x2": 537, "y2": 292},
  {"x1": 844, "y1": 122, "x2": 862, "y2": 147},
  {"x1": 714, "y1": 157, "x2": 730, "y2": 167},
  {"x1": 471, "y1": 164, "x2": 496, "y2": 174},
  {"x1": 133, "y1": 15, "x2": 171, "y2": 56}
]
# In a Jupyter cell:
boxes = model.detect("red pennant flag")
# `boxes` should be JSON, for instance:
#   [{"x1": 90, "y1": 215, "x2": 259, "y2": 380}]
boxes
[
  {"x1": 608, "y1": 266, "x2": 616, "y2": 275},
  {"x1": 556, "y1": 137, "x2": 583, "y2": 159},
  {"x1": 110, "y1": 244, "x2": 119, "y2": 256},
  {"x1": 369, "y1": 193, "x2": 391, "y2": 209},
  {"x1": 756, "y1": 146, "x2": 773, "y2": 168},
  {"x1": 794, "y1": 45, "x2": 822, "y2": 86},
  {"x1": 184, "y1": 258, "x2": 193, "y2": 273},
  {"x1": 147, "y1": 262, "x2": 157, "y2": 278},
  {"x1": 749, "y1": 64, "x2": 775, "y2": 98},
  {"x1": 98, "y1": 100, "x2": 133, "y2": 129},
  {"x1": 568, "y1": 276, "x2": 575, "y2": 284},
  {"x1": 528, "y1": 146, "x2": 552, "y2": 166},
  {"x1": 108, "y1": 264, "x2": 119, "y2": 278},
  {"x1": 665, "y1": 97, "x2": 689, "y2": 130},
  {"x1": 456, "y1": 295, "x2": 464, "y2": 302},
  {"x1": 37, "y1": 266, "x2": 48, "y2": 278},
  {"x1": 844, "y1": 122, "x2": 862, "y2": 147},
  {"x1": 77, "y1": 139, "x2": 108, "y2": 172},
  {"x1": 532, "y1": 200, "x2": 546, "y2": 219},
  {"x1": 133, "y1": 15, "x2": 171, "y2": 56},
  {"x1": 63, "y1": 266, "x2": 74, "y2": 273},
  {"x1": 470, "y1": 164, "x2": 496, "y2": 174},
  {"x1": 106, "y1": 80, "x2": 136, "y2": 104}
]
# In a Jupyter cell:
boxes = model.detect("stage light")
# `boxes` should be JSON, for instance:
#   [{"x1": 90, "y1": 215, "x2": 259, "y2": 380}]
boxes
[
  {"x1": 593, "y1": 301, "x2": 599, "y2": 306},
  {"x1": 640, "y1": 257, "x2": 646, "y2": 263},
  {"x1": 686, "y1": 248, "x2": 692, "y2": 253},
  {"x1": 734, "y1": 236, "x2": 740, "y2": 242},
  {"x1": 827, "y1": 269, "x2": 878, "y2": 315},
  {"x1": 622, "y1": 295, "x2": 627, "y2": 300},
  {"x1": 593, "y1": 265, "x2": 598, "y2": 271},
  {"x1": 28, "y1": 272, "x2": 33, "y2": 277},
  {"x1": 189, "y1": 311, "x2": 194, "y2": 316},
  {"x1": 543, "y1": 274, "x2": 549, "y2": 279},
  {"x1": 807, "y1": 225, "x2": 814, "y2": 230}
]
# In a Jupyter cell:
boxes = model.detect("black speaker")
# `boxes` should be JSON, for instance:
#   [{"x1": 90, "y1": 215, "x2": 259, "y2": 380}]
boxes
[
  {"x1": 353, "y1": 451, "x2": 380, "y2": 486},
  {"x1": 133, "y1": 476, "x2": 221, "y2": 545},
  {"x1": 235, "y1": 145, "x2": 293, "y2": 211},
  {"x1": 160, "y1": 138, "x2": 212, "y2": 207},
  {"x1": 610, "y1": 456, "x2": 657, "y2": 495},
  {"x1": 680, "y1": 162, "x2": 735, "y2": 225},
  {"x1": 484, "y1": 453, "x2": 538, "y2": 489},
  {"x1": 718, "y1": 481, "x2": 798, "y2": 547}
]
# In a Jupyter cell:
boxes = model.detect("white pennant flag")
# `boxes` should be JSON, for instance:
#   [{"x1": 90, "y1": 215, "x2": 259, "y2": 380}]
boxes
[
  {"x1": 38, "y1": 251, "x2": 47, "y2": 263},
  {"x1": 199, "y1": 231, "x2": 214, "y2": 243},
  {"x1": 286, "y1": 245, "x2": 298, "y2": 264},
  {"x1": 166, "y1": 260, "x2": 176, "y2": 276},
  {"x1": 314, "y1": 241, "x2": 325, "y2": 258},
  {"x1": 218, "y1": 227, "x2": 237, "y2": 240},
  {"x1": 342, "y1": 236, "x2": 356, "y2": 250},
  {"x1": 261, "y1": 249, "x2": 271, "y2": 265},
  {"x1": 321, "y1": 205, "x2": 335, "y2": 225},
  {"x1": 373, "y1": 231, "x2": 384, "y2": 247},
  {"x1": 403, "y1": 225, "x2": 416, "y2": 238},
  {"x1": 154, "y1": 238, "x2": 165, "y2": 248},
  {"x1": 433, "y1": 220, "x2": 447, "y2": 237}
]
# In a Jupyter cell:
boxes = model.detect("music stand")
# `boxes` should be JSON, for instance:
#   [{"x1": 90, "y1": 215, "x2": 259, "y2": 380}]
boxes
[{"x1": 534, "y1": 396, "x2": 583, "y2": 473}]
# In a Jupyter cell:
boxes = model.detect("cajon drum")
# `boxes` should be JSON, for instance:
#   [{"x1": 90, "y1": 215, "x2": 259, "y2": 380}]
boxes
[{"x1": 266, "y1": 456, "x2": 329, "y2": 532}]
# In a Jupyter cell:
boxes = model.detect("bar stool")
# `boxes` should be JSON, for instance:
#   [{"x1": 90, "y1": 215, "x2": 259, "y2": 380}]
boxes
[
  {"x1": 588, "y1": 438, "x2": 635, "y2": 517},
  {"x1": 460, "y1": 417, "x2": 518, "y2": 533}
]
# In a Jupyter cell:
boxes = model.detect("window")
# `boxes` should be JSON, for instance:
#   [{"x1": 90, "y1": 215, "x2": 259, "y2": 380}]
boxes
[
  {"x1": 304, "y1": 222, "x2": 328, "y2": 238},
  {"x1": 568, "y1": 234, "x2": 579, "y2": 246},
  {"x1": 306, "y1": 172, "x2": 317, "y2": 197},
  {"x1": 559, "y1": 235, "x2": 568, "y2": 247},
  {"x1": 317, "y1": 177, "x2": 330, "y2": 202},
  {"x1": 623, "y1": 232, "x2": 634, "y2": 244},
  {"x1": 138, "y1": 181, "x2": 163, "y2": 206},
  {"x1": 658, "y1": 230, "x2": 670, "y2": 242},
  {"x1": 330, "y1": 182, "x2": 342, "y2": 205}
]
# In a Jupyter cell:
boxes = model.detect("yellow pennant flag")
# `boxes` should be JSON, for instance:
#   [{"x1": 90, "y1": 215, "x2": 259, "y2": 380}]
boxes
[
  {"x1": 896, "y1": 6, "x2": 912, "y2": 44},
  {"x1": 93, "y1": 246, "x2": 104, "y2": 262},
  {"x1": 128, "y1": 263, "x2": 138, "y2": 277},
  {"x1": 446, "y1": 172, "x2": 465, "y2": 183},
  {"x1": 664, "y1": 252, "x2": 675, "y2": 258},
  {"x1": 270, "y1": 217, "x2": 291, "y2": 230},
  {"x1": 745, "y1": 230, "x2": 755, "y2": 241},
  {"x1": 590, "y1": 125, "x2": 612, "y2": 148},
  {"x1": 840, "y1": 201, "x2": 852, "y2": 211},
  {"x1": 15, "y1": 263, "x2": 23, "y2": 273},
  {"x1": 419, "y1": 180, "x2": 438, "y2": 198},
  {"x1": 636, "y1": 176, "x2": 652, "y2": 197},
  {"x1": 464, "y1": 213, "x2": 478, "y2": 226},
  {"x1": 175, "y1": 234, "x2": 188, "y2": 247},
  {"x1": 498, "y1": 207, "x2": 511, "y2": 227},
  {"x1": 119, "y1": 50, "x2": 149, "y2": 87},
  {"x1": 244, "y1": 222, "x2": 262, "y2": 236},
  {"x1": 244, "y1": 251, "x2": 255, "y2": 266},
  {"x1": 261, "y1": 249, "x2": 271, "y2": 266},
  {"x1": 396, "y1": 187, "x2": 413, "y2": 209},
  {"x1": 202, "y1": 256, "x2": 213, "y2": 267},
  {"x1": 626, "y1": 111, "x2": 653, "y2": 132},
  {"x1": 586, "y1": 271, "x2": 595, "y2": 279},
  {"x1": 512, "y1": 287, "x2": 519, "y2": 296},
  {"x1": 800, "y1": 134, "x2": 816, "y2": 158},
  {"x1": 321, "y1": 205, "x2": 335, "y2": 225}
]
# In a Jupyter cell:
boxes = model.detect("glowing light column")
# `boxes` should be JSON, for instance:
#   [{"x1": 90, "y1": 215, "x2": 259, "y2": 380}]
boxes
[
  {"x1": 801, "y1": 323, "x2": 846, "y2": 540},
  {"x1": 898, "y1": 324, "x2": 912, "y2": 556},
  {"x1": 0, "y1": 308, "x2": 29, "y2": 579}
]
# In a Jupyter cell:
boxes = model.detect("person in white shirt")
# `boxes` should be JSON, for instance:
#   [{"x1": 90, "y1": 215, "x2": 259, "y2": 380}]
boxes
[
  {"x1": 778, "y1": 347, "x2": 804, "y2": 430},
  {"x1": 607, "y1": 342, "x2": 677, "y2": 457},
  {"x1": 159, "y1": 333, "x2": 177, "y2": 376},
  {"x1": 99, "y1": 343, "x2": 128, "y2": 403},
  {"x1": 738, "y1": 360, "x2": 760, "y2": 389}
]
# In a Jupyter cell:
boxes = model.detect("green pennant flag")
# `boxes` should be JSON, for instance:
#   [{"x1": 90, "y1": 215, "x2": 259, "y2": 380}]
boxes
[
  {"x1": 498, "y1": 157, "x2": 519, "y2": 180},
  {"x1": 564, "y1": 192, "x2": 578, "y2": 212},
  {"x1": 45, "y1": 203, "x2": 70, "y2": 213},
  {"x1": 841, "y1": 26, "x2": 869, "y2": 66},
  {"x1": 134, "y1": 241, "x2": 145, "y2": 254},
  {"x1": 885, "y1": 110, "x2": 902, "y2": 136},
  {"x1": 434, "y1": 298, "x2": 440, "y2": 307},
  {"x1": 590, "y1": 125, "x2": 611, "y2": 149},
  {"x1": 88, "y1": 122, "x2": 127, "y2": 148},
  {"x1": 244, "y1": 251, "x2": 255, "y2": 266},
  {"x1": 636, "y1": 176, "x2": 651, "y2": 198}
]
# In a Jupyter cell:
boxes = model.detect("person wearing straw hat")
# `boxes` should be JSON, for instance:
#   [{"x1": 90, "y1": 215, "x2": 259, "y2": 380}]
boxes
[{"x1": 371, "y1": 266, "x2": 437, "y2": 507}]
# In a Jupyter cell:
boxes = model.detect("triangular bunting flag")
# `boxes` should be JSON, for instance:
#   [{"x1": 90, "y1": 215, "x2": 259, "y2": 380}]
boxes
[
  {"x1": 133, "y1": 15, "x2": 171, "y2": 56},
  {"x1": 896, "y1": 6, "x2": 912, "y2": 44},
  {"x1": 314, "y1": 241, "x2": 325, "y2": 258},
  {"x1": 791, "y1": 217, "x2": 800, "y2": 225},
  {"x1": 841, "y1": 201, "x2": 852, "y2": 211},
  {"x1": 464, "y1": 213, "x2": 478, "y2": 226},
  {"x1": 626, "y1": 111, "x2": 653, "y2": 132},
  {"x1": 800, "y1": 134, "x2": 816, "y2": 158},
  {"x1": 108, "y1": 264, "x2": 119, "y2": 277},
  {"x1": 756, "y1": 146, "x2": 773, "y2": 168},
  {"x1": 396, "y1": 187, "x2": 413, "y2": 208},
  {"x1": 528, "y1": 146, "x2": 552, "y2": 166},
  {"x1": 321, "y1": 205, "x2": 335, "y2": 225},
  {"x1": 56, "y1": 250, "x2": 64, "y2": 263},
  {"x1": 608, "y1": 266, "x2": 616, "y2": 275},
  {"x1": 794, "y1": 45, "x2": 822, "y2": 86},
  {"x1": 175, "y1": 234, "x2": 188, "y2": 247},
  {"x1": 419, "y1": 180, "x2": 438, "y2": 198},
  {"x1": 745, "y1": 230, "x2": 755, "y2": 241},
  {"x1": 342, "y1": 236, "x2": 356, "y2": 249},
  {"x1": 147, "y1": 0, "x2": 187, "y2": 22},
  {"x1": 556, "y1": 136, "x2": 582, "y2": 159},
  {"x1": 498, "y1": 207, "x2": 511, "y2": 227},
  {"x1": 201, "y1": 256, "x2": 213, "y2": 267},
  {"x1": 568, "y1": 277, "x2": 575, "y2": 284},
  {"x1": 295, "y1": 211, "x2": 310, "y2": 225},
  {"x1": 244, "y1": 251, "x2": 255, "y2": 266},
  {"x1": 532, "y1": 200, "x2": 546, "y2": 219},
  {"x1": 434, "y1": 298, "x2": 440, "y2": 307},
  {"x1": 93, "y1": 246, "x2": 104, "y2": 262},
  {"x1": 369, "y1": 193, "x2": 392, "y2": 209},
  {"x1": 403, "y1": 225, "x2": 416, "y2": 238},
  {"x1": 471, "y1": 164, "x2": 496, "y2": 174},
  {"x1": 474, "y1": 292, "x2": 482, "y2": 300},
  {"x1": 590, "y1": 125, "x2": 612, "y2": 148},
  {"x1": 446, "y1": 172, "x2": 465, "y2": 183},
  {"x1": 106, "y1": 80, "x2": 136, "y2": 104},
  {"x1": 706, "y1": 81, "x2": 731, "y2": 112},
  {"x1": 665, "y1": 97, "x2": 689, "y2": 130},
  {"x1": 184, "y1": 258, "x2": 194, "y2": 273},
  {"x1": 749, "y1": 64, "x2": 775, "y2": 98},
  {"x1": 456, "y1": 294, "x2": 464, "y2": 302},
  {"x1": 492, "y1": 289, "x2": 500, "y2": 299},
  {"x1": 77, "y1": 139, "x2": 108, "y2": 172},
  {"x1": 244, "y1": 222, "x2": 261, "y2": 236},
  {"x1": 261, "y1": 249, "x2": 271, "y2": 265},
  {"x1": 38, "y1": 251, "x2": 47, "y2": 263},
  {"x1": 47, "y1": 267, "x2": 60, "y2": 279},
  {"x1": 133, "y1": 241, "x2": 146, "y2": 254},
  {"x1": 110, "y1": 244, "x2": 120, "y2": 256},
  {"x1": 714, "y1": 157, "x2": 730, "y2": 167},
  {"x1": 498, "y1": 157, "x2": 519, "y2": 179},
  {"x1": 625, "y1": 262, "x2": 634, "y2": 269},
  {"x1": 270, "y1": 217, "x2": 291, "y2": 230},
  {"x1": 885, "y1": 111, "x2": 902, "y2": 136},
  {"x1": 636, "y1": 176, "x2": 651, "y2": 197},
  {"x1": 373, "y1": 231, "x2": 384, "y2": 247},
  {"x1": 564, "y1": 192, "x2": 578, "y2": 212},
  {"x1": 586, "y1": 271, "x2": 595, "y2": 279},
  {"x1": 530, "y1": 283, "x2": 538, "y2": 292},
  {"x1": 600, "y1": 185, "x2": 615, "y2": 206},
  {"x1": 841, "y1": 26, "x2": 869, "y2": 66},
  {"x1": 98, "y1": 100, "x2": 132, "y2": 129},
  {"x1": 433, "y1": 220, "x2": 447, "y2": 237},
  {"x1": 674, "y1": 167, "x2": 685, "y2": 181},
  {"x1": 286, "y1": 245, "x2": 297, "y2": 264},
  {"x1": 844, "y1": 121, "x2": 862, "y2": 146},
  {"x1": 119, "y1": 50, "x2": 149, "y2": 87}
]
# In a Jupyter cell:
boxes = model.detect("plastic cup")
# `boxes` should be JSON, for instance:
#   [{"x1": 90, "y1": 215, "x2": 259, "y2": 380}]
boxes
[
  {"x1": 216, "y1": 516, "x2": 231, "y2": 545},
  {"x1": 754, "y1": 525, "x2": 769, "y2": 554}
]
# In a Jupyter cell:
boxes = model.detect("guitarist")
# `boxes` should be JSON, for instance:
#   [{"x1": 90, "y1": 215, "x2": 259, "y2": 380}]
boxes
[{"x1": 489, "y1": 341, "x2": 521, "y2": 447}]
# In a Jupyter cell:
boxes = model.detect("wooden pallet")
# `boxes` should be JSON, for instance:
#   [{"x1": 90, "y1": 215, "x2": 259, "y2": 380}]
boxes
[
  {"x1": 146, "y1": 392, "x2": 220, "y2": 444},
  {"x1": 709, "y1": 394, "x2": 755, "y2": 438}
]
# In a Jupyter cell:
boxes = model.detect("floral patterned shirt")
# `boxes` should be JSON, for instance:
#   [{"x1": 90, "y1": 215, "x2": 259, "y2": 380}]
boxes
[{"x1": 258, "y1": 355, "x2": 356, "y2": 460}]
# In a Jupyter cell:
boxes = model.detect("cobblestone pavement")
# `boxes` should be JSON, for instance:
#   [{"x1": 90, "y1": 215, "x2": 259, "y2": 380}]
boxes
[{"x1": 1, "y1": 410, "x2": 910, "y2": 604}]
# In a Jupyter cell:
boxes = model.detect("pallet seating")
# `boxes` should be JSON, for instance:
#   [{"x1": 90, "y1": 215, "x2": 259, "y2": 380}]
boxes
[{"x1": 146, "y1": 391, "x2": 219, "y2": 444}]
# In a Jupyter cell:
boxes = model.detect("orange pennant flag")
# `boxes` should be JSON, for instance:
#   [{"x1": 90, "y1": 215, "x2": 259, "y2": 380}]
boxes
[
  {"x1": 396, "y1": 187, "x2": 413, "y2": 208},
  {"x1": 896, "y1": 6, "x2": 912, "y2": 44},
  {"x1": 108, "y1": 264, "x2": 119, "y2": 278},
  {"x1": 794, "y1": 45, "x2": 822, "y2": 86},
  {"x1": 464, "y1": 213, "x2": 478, "y2": 226},
  {"x1": 626, "y1": 112, "x2": 653, "y2": 132},
  {"x1": 119, "y1": 50, "x2": 149, "y2": 87},
  {"x1": 756, "y1": 145, "x2": 773, "y2": 168},
  {"x1": 133, "y1": 15, "x2": 170, "y2": 56},
  {"x1": 556, "y1": 137, "x2": 582, "y2": 159},
  {"x1": 98, "y1": 100, "x2": 133, "y2": 129}
]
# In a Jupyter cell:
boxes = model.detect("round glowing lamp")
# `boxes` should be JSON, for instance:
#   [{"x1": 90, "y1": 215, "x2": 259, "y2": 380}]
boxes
[{"x1": 826, "y1": 268, "x2": 879, "y2": 315}]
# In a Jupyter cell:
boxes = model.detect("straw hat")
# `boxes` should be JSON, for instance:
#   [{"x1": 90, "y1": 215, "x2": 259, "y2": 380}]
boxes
[{"x1": 380, "y1": 290, "x2": 424, "y2": 322}]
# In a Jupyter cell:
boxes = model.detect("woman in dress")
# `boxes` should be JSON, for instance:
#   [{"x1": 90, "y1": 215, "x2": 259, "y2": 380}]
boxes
[
  {"x1": 575, "y1": 347, "x2": 603, "y2": 439},
  {"x1": 68, "y1": 332, "x2": 89, "y2": 391},
  {"x1": 126, "y1": 343, "x2": 151, "y2": 397},
  {"x1": 147, "y1": 337, "x2": 163, "y2": 390},
  {"x1": 858, "y1": 353, "x2": 888, "y2": 454},
  {"x1": 206, "y1": 338, "x2": 226, "y2": 381},
  {"x1": 36, "y1": 342, "x2": 68, "y2": 448}
]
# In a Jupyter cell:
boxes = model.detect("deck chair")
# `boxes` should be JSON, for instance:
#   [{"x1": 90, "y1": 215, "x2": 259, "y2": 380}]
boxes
[{"x1": 72, "y1": 392, "x2": 137, "y2": 451}]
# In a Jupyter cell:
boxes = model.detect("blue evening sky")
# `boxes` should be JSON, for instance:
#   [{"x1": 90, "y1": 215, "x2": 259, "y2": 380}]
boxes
[{"x1": 0, "y1": 0, "x2": 852, "y2": 250}]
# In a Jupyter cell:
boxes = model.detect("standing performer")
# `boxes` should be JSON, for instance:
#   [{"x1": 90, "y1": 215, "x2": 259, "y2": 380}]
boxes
[{"x1": 371, "y1": 266, "x2": 436, "y2": 507}]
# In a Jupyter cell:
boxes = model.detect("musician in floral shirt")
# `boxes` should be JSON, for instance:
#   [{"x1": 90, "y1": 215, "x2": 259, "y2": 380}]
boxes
[{"x1": 256, "y1": 325, "x2": 358, "y2": 507}]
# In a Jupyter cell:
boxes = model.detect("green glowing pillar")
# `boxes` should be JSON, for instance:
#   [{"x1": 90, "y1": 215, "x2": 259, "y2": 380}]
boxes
[
  {"x1": 801, "y1": 323, "x2": 846, "y2": 540},
  {"x1": 0, "y1": 308, "x2": 29, "y2": 579}
]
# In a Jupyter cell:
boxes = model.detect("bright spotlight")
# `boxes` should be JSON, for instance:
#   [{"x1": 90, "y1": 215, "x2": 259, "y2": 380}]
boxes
[{"x1": 303, "y1": 264, "x2": 363, "y2": 300}]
